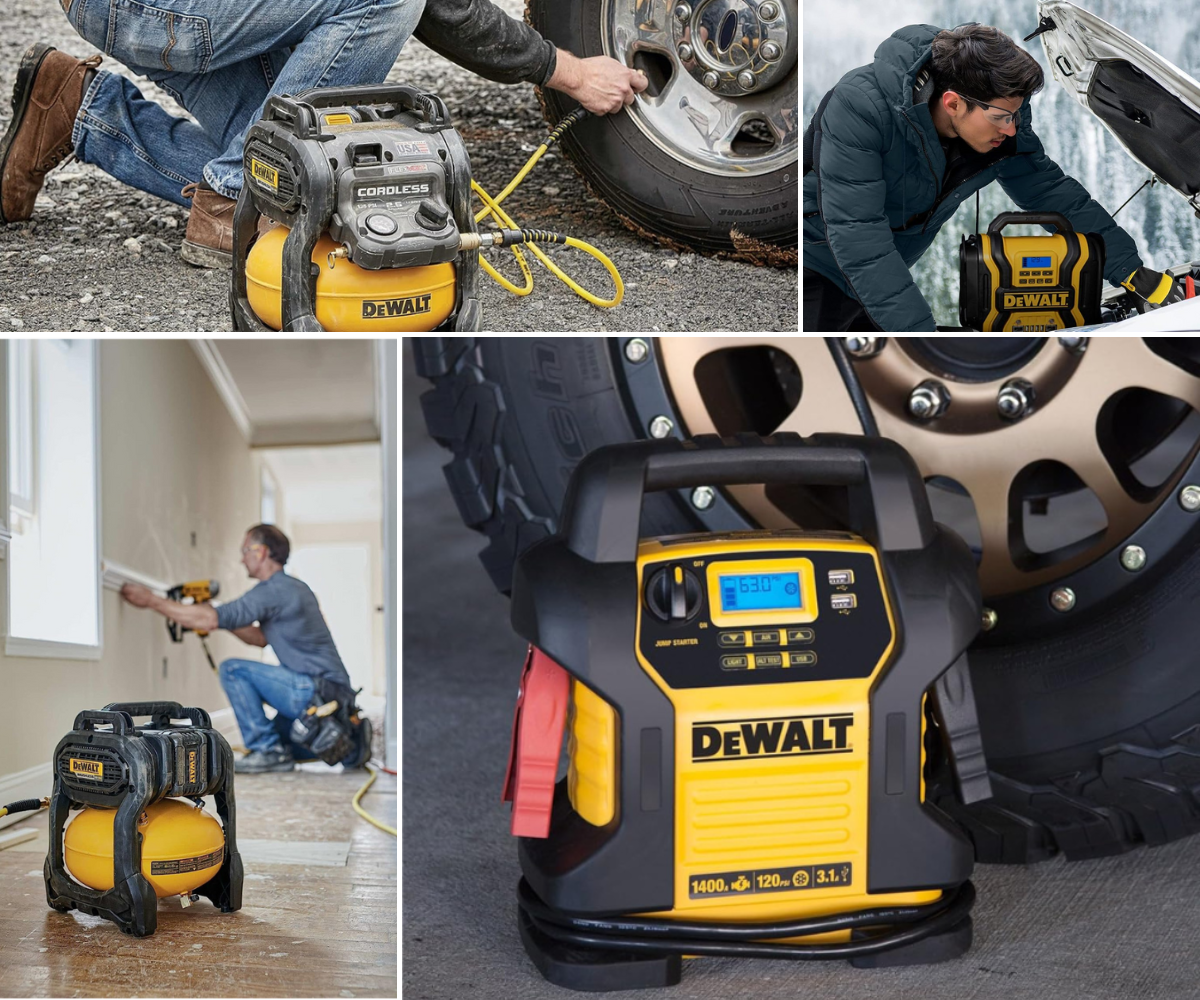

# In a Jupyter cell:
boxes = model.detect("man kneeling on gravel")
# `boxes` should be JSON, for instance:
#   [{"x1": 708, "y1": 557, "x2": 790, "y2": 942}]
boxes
[{"x1": 0, "y1": 0, "x2": 645, "y2": 269}]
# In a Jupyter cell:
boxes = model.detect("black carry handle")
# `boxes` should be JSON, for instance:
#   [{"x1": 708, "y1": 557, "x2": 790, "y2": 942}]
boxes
[
  {"x1": 103, "y1": 702, "x2": 212, "y2": 729},
  {"x1": 263, "y1": 86, "x2": 449, "y2": 140},
  {"x1": 294, "y1": 82, "x2": 423, "y2": 109},
  {"x1": 73, "y1": 710, "x2": 132, "y2": 734},
  {"x1": 560, "y1": 432, "x2": 934, "y2": 564},
  {"x1": 987, "y1": 211, "x2": 1074, "y2": 236}
]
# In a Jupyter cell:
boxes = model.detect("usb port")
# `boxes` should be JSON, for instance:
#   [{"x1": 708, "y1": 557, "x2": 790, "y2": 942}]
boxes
[
  {"x1": 828, "y1": 569, "x2": 855, "y2": 586},
  {"x1": 830, "y1": 593, "x2": 857, "y2": 610}
]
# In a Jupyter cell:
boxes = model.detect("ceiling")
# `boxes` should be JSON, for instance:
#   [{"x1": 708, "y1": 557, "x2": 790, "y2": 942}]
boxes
[
  {"x1": 192, "y1": 340, "x2": 381, "y2": 447},
  {"x1": 191, "y1": 339, "x2": 385, "y2": 525}
]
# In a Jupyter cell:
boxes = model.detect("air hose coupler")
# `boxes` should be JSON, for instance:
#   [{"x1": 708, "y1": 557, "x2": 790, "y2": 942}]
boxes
[{"x1": 459, "y1": 229, "x2": 568, "y2": 252}]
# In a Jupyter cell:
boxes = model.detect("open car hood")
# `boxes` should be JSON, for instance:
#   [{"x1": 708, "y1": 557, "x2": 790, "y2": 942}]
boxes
[{"x1": 1032, "y1": 0, "x2": 1200, "y2": 216}]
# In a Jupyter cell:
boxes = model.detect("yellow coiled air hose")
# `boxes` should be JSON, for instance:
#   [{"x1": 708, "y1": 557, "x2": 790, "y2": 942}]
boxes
[{"x1": 469, "y1": 109, "x2": 624, "y2": 308}]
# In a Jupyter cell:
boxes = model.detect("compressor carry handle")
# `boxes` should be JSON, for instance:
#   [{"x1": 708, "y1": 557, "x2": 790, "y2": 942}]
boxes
[
  {"x1": 986, "y1": 211, "x2": 1074, "y2": 236},
  {"x1": 102, "y1": 702, "x2": 212, "y2": 730},
  {"x1": 561, "y1": 432, "x2": 934, "y2": 564},
  {"x1": 292, "y1": 83, "x2": 450, "y2": 126},
  {"x1": 73, "y1": 710, "x2": 133, "y2": 734}
]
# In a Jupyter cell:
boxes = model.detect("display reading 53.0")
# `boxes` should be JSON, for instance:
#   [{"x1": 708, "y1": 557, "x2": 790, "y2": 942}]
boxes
[{"x1": 719, "y1": 571, "x2": 801, "y2": 613}]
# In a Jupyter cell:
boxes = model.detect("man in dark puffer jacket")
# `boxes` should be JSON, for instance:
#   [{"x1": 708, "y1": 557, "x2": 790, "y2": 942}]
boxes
[{"x1": 803, "y1": 22, "x2": 1180, "y2": 331}]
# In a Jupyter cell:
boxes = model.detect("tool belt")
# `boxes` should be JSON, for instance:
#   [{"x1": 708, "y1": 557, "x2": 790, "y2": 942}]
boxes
[{"x1": 289, "y1": 677, "x2": 364, "y2": 766}]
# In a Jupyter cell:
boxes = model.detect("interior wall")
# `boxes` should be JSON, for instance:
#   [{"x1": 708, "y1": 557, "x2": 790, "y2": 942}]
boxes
[{"x1": 0, "y1": 339, "x2": 261, "y2": 779}]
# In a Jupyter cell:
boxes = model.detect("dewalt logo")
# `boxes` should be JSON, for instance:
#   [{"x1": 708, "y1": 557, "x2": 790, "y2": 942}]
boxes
[
  {"x1": 1003, "y1": 291, "x2": 1069, "y2": 309},
  {"x1": 362, "y1": 294, "x2": 431, "y2": 319},
  {"x1": 188, "y1": 750, "x2": 197, "y2": 785},
  {"x1": 250, "y1": 158, "x2": 279, "y2": 190},
  {"x1": 69, "y1": 758, "x2": 104, "y2": 780},
  {"x1": 692, "y1": 714, "x2": 853, "y2": 762}
]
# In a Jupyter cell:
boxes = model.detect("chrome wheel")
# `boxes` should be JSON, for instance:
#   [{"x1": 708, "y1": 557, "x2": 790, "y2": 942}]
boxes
[{"x1": 603, "y1": 0, "x2": 798, "y2": 176}]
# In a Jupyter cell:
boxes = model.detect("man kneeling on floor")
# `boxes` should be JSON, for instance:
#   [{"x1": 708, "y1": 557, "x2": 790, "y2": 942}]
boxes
[{"x1": 120, "y1": 523, "x2": 355, "y2": 774}]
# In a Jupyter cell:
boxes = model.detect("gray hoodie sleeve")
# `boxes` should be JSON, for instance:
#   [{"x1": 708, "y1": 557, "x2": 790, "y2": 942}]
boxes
[{"x1": 414, "y1": 0, "x2": 559, "y2": 87}]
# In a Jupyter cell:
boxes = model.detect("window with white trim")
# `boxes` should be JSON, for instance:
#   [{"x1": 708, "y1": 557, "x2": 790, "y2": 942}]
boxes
[
  {"x1": 8, "y1": 339, "x2": 34, "y2": 522},
  {"x1": 7, "y1": 340, "x2": 100, "y2": 651}
]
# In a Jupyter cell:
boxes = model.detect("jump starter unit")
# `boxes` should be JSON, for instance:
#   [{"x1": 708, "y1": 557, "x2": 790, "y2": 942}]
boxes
[
  {"x1": 230, "y1": 83, "x2": 480, "y2": 333},
  {"x1": 44, "y1": 701, "x2": 242, "y2": 937},
  {"x1": 960, "y1": 210, "x2": 1105, "y2": 331},
  {"x1": 503, "y1": 433, "x2": 992, "y2": 991}
]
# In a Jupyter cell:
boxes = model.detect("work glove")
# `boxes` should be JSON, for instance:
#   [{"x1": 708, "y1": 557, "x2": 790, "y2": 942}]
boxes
[{"x1": 1122, "y1": 266, "x2": 1186, "y2": 311}]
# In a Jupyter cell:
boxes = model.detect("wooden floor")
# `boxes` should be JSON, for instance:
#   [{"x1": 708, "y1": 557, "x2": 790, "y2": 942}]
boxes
[{"x1": 0, "y1": 757, "x2": 396, "y2": 998}]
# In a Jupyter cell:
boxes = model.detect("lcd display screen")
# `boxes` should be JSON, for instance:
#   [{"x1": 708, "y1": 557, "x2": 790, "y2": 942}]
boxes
[
  {"x1": 1022, "y1": 256, "x2": 1051, "y2": 268},
  {"x1": 719, "y1": 572, "x2": 802, "y2": 612}
]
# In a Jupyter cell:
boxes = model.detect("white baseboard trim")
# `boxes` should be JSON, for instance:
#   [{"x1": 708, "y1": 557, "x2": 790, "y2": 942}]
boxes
[
  {"x1": 0, "y1": 761, "x2": 50, "y2": 831},
  {"x1": 208, "y1": 706, "x2": 238, "y2": 735}
]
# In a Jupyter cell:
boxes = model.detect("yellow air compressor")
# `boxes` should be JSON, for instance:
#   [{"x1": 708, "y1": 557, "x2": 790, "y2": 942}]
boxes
[
  {"x1": 64, "y1": 799, "x2": 225, "y2": 898},
  {"x1": 44, "y1": 702, "x2": 243, "y2": 936},
  {"x1": 504, "y1": 433, "x2": 992, "y2": 991},
  {"x1": 229, "y1": 85, "x2": 621, "y2": 332},
  {"x1": 959, "y1": 211, "x2": 1106, "y2": 331}
]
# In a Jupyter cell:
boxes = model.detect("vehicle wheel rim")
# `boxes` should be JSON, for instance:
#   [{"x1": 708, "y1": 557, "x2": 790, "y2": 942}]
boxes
[
  {"x1": 654, "y1": 337, "x2": 1200, "y2": 600},
  {"x1": 600, "y1": 0, "x2": 797, "y2": 177}
]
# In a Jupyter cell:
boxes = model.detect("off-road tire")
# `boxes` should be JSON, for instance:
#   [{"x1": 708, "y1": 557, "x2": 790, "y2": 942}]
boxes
[{"x1": 413, "y1": 336, "x2": 1200, "y2": 865}]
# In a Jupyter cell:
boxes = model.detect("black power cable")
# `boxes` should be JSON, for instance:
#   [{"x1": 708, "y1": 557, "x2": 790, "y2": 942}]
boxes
[
  {"x1": 825, "y1": 338, "x2": 881, "y2": 436},
  {"x1": 518, "y1": 877, "x2": 975, "y2": 961}
]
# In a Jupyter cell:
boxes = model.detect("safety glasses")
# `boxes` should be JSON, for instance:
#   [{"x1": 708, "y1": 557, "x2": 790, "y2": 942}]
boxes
[{"x1": 953, "y1": 92, "x2": 1022, "y2": 127}]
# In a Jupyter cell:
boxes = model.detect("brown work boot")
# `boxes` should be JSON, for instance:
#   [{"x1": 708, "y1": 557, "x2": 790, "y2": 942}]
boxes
[
  {"x1": 0, "y1": 44, "x2": 101, "y2": 224},
  {"x1": 181, "y1": 182, "x2": 281, "y2": 269}
]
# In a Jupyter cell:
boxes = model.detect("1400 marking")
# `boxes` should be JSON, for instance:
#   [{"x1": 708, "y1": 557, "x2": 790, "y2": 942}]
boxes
[{"x1": 689, "y1": 862, "x2": 853, "y2": 899}]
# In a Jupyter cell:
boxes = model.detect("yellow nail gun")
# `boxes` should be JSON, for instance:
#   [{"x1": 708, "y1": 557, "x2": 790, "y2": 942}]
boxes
[{"x1": 166, "y1": 580, "x2": 221, "y2": 671}]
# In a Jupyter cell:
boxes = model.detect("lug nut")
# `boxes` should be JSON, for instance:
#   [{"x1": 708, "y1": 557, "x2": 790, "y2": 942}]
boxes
[
  {"x1": 1180, "y1": 484, "x2": 1200, "y2": 512},
  {"x1": 737, "y1": 70, "x2": 756, "y2": 90},
  {"x1": 760, "y1": 40, "x2": 782, "y2": 61},
  {"x1": 1058, "y1": 336, "x2": 1088, "y2": 354},
  {"x1": 702, "y1": 71, "x2": 720, "y2": 90},
  {"x1": 649, "y1": 415, "x2": 675, "y2": 439},
  {"x1": 624, "y1": 338, "x2": 649, "y2": 363},
  {"x1": 981, "y1": 607, "x2": 998, "y2": 632},
  {"x1": 1120, "y1": 545, "x2": 1146, "y2": 571},
  {"x1": 843, "y1": 336, "x2": 883, "y2": 358},
  {"x1": 691, "y1": 486, "x2": 716, "y2": 510},
  {"x1": 759, "y1": 1, "x2": 780, "y2": 20},
  {"x1": 1050, "y1": 587, "x2": 1076, "y2": 612},
  {"x1": 907, "y1": 380, "x2": 951, "y2": 420},
  {"x1": 997, "y1": 378, "x2": 1036, "y2": 420},
  {"x1": 674, "y1": 2, "x2": 692, "y2": 21},
  {"x1": 678, "y1": 42, "x2": 694, "y2": 61}
]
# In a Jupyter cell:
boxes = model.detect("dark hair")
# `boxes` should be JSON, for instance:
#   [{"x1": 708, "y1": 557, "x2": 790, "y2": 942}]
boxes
[
  {"x1": 929, "y1": 24, "x2": 1044, "y2": 112},
  {"x1": 247, "y1": 524, "x2": 290, "y2": 566}
]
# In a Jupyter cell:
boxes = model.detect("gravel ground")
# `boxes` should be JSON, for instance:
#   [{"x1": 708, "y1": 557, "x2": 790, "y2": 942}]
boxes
[{"x1": 0, "y1": 0, "x2": 797, "y2": 332}]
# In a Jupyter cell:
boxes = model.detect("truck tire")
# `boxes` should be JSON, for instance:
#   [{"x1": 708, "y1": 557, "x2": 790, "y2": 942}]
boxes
[
  {"x1": 413, "y1": 336, "x2": 1200, "y2": 865},
  {"x1": 525, "y1": 0, "x2": 797, "y2": 255}
]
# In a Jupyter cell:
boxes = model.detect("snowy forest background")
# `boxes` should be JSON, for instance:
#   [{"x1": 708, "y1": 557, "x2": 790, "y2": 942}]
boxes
[{"x1": 803, "y1": 0, "x2": 1200, "y2": 327}]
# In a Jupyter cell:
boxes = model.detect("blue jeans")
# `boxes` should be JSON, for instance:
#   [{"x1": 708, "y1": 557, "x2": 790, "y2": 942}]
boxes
[
  {"x1": 64, "y1": 0, "x2": 426, "y2": 203},
  {"x1": 219, "y1": 657, "x2": 319, "y2": 756}
]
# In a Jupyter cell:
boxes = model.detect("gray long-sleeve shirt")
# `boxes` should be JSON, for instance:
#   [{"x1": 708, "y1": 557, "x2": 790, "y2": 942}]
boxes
[
  {"x1": 216, "y1": 571, "x2": 351, "y2": 686},
  {"x1": 415, "y1": 0, "x2": 558, "y2": 86}
]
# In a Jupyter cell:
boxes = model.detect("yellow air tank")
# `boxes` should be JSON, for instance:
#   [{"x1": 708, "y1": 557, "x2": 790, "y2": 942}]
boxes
[
  {"x1": 63, "y1": 799, "x2": 225, "y2": 898},
  {"x1": 245, "y1": 226, "x2": 457, "y2": 332}
]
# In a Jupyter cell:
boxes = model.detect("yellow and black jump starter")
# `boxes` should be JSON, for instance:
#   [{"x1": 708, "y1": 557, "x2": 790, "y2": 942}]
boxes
[
  {"x1": 502, "y1": 433, "x2": 992, "y2": 991},
  {"x1": 960, "y1": 211, "x2": 1105, "y2": 331}
]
